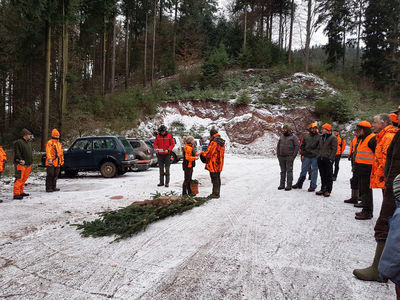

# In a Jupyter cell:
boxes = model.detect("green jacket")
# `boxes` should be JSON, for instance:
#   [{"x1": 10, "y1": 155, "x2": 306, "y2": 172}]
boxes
[
  {"x1": 317, "y1": 134, "x2": 338, "y2": 161},
  {"x1": 14, "y1": 138, "x2": 33, "y2": 166}
]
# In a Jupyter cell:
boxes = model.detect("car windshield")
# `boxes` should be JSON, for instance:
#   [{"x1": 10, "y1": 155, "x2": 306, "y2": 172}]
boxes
[{"x1": 119, "y1": 137, "x2": 133, "y2": 152}]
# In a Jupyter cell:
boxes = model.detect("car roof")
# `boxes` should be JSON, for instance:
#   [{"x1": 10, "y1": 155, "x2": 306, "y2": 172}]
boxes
[{"x1": 76, "y1": 136, "x2": 124, "y2": 139}]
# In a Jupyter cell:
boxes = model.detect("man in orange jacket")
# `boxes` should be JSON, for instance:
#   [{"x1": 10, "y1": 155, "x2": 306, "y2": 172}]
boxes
[
  {"x1": 0, "y1": 144, "x2": 6, "y2": 178},
  {"x1": 45, "y1": 129, "x2": 64, "y2": 192},
  {"x1": 13, "y1": 128, "x2": 33, "y2": 200},
  {"x1": 201, "y1": 128, "x2": 225, "y2": 198},
  {"x1": 332, "y1": 130, "x2": 346, "y2": 181}
]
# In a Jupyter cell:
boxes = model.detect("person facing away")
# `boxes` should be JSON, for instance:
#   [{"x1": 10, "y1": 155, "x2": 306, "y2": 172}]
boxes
[
  {"x1": 45, "y1": 128, "x2": 64, "y2": 193},
  {"x1": 201, "y1": 128, "x2": 225, "y2": 199},
  {"x1": 293, "y1": 123, "x2": 320, "y2": 192},
  {"x1": 182, "y1": 136, "x2": 198, "y2": 196},
  {"x1": 153, "y1": 125, "x2": 175, "y2": 187},
  {"x1": 315, "y1": 123, "x2": 338, "y2": 197},
  {"x1": 13, "y1": 128, "x2": 33, "y2": 200},
  {"x1": 332, "y1": 130, "x2": 346, "y2": 181}
]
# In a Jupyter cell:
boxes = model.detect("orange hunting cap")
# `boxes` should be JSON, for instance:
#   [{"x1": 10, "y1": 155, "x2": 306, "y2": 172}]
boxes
[
  {"x1": 309, "y1": 123, "x2": 318, "y2": 128},
  {"x1": 51, "y1": 128, "x2": 60, "y2": 137},
  {"x1": 321, "y1": 123, "x2": 332, "y2": 131},
  {"x1": 358, "y1": 120, "x2": 372, "y2": 128},
  {"x1": 389, "y1": 113, "x2": 398, "y2": 124}
]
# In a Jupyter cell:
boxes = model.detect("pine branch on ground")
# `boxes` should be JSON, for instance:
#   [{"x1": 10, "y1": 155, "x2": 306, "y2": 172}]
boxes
[{"x1": 74, "y1": 196, "x2": 211, "y2": 242}]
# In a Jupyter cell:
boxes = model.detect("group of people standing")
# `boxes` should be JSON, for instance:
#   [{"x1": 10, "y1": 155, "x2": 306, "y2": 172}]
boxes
[
  {"x1": 0, "y1": 128, "x2": 64, "y2": 203},
  {"x1": 277, "y1": 105, "x2": 400, "y2": 297},
  {"x1": 153, "y1": 125, "x2": 225, "y2": 199}
]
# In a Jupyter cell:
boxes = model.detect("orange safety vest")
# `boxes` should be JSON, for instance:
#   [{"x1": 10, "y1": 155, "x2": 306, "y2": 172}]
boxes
[
  {"x1": 349, "y1": 137, "x2": 357, "y2": 158},
  {"x1": 0, "y1": 146, "x2": 6, "y2": 172},
  {"x1": 354, "y1": 133, "x2": 375, "y2": 165},
  {"x1": 336, "y1": 135, "x2": 346, "y2": 155},
  {"x1": 46, "y1": 139, "x2": 64, "y2": 167}
]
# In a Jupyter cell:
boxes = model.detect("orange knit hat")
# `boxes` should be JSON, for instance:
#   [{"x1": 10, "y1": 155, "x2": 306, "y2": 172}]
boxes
[
  {"x1": 358, "y1": 120, "x2": 372, "y2": 128},
  {"x1": 389, "y1": 113, "x2": 398, "y2": 124},
  {"x1": 51, "y1": 128, "x2": 60, "y2": 137},
  {"x1": 321, "y1": 123, "x2": 332, "y2": 131}
]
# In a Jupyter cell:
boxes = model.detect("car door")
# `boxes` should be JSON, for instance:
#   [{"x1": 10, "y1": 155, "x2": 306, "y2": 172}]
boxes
[{"x1": 66, "y1": 138, "x2": 94, "y2": 169}]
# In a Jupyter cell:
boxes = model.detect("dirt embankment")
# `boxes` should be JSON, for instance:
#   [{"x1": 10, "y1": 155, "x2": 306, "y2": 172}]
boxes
[{"x1": 163, "y1": 100, "x2": 318, "y2": 145}]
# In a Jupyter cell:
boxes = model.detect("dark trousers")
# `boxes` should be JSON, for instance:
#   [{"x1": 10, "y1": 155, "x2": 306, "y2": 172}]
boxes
[
  {"x1": 278, "y1": 156, "x2": 294, "y2": 187},
  {"x1": 317, "y1": 158, "x2": 334, "y2": 192},
  {"x1": 210, "y1": 172, "x2": 221, "y2": 196},
  {"x1": 46, "y1": 166, "x2": 60, "y2": 191},
  {"x1": 374, "y1": 186, "x2": 397, "y2": 242},
  {"x1": 358, "y1": 173, "x2": 373, "y2": 213},
  {"x1": 350, "y1": 171, "x2": 359, "y2": 190},
  {"x1": 157, "y1": 154, "x2": 171, "y2": 184},
  {"x1": 333, "y1": 154, "x2": 341, "y2": 178},
  {"x1": 182, "y1": 167, "x2": 193, "y2": 195}
]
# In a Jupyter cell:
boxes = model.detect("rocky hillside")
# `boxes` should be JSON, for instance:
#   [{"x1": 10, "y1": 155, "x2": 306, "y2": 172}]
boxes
[{"x1": 127, "y1": 72, "x2": 337, "y2": 155}]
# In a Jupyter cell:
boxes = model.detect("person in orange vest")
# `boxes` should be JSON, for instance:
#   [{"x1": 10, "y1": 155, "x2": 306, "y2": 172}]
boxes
[
  {"x1": 182, "y1": 136, "x2": 199, "y2": 196},
  {"x1": 353, "y1": 121, "x2": 376, "y2": 220},
  {"x1": 353, "y1": 106, "x2": 400, "y2": 282},
  {"x1": 344, "y1": 131, "x2": 361, "y2": 204},
  {"x1": 201, "y1": 128, "x2": 225, "y2": 198},
  {"x1": 13, "y1": 128, "x2": 33, "y2": 200},
  {"x1": 0, "y1": 144, "x2": 6, "y2": 179},
  {"x1": 332, "y1": 130, "x2": 346, "y2": 181},
  {"x1": 45, "y1": 129, "x2": 64, "y2": 192}
]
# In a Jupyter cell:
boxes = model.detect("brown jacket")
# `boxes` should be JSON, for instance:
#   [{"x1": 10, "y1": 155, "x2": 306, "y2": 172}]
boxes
[
  {"x1": 385, "y1": 130, "x2": 400, "y2": 187},
  {"x1": 317, "y1": 134, "x2": 338, "y2": 161},
  {"x1": 277, "y1": 134, "x2": 299, "y2": 157}
]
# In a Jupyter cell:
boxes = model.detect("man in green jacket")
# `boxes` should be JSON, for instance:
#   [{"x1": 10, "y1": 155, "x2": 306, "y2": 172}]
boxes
[{"x1": 13, "y1": 128, "x2": 33, "y2": 200}]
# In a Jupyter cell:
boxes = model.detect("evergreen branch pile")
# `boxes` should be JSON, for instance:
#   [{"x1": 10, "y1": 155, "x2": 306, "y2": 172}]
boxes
[{"x1": 75, "y1": 196, "x2": 210, "y2": 242}]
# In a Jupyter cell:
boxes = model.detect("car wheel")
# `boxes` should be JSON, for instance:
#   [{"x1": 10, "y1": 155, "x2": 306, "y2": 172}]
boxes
[
  {"x1": 65, "y1": 169, "x2": 78, "y2": 177},
  {"x1": 170, "y1": 152, "x2": 178, "y2": 164},
  {"x1": 100, "y1": 161, "x2": 117, "y2": 178}
]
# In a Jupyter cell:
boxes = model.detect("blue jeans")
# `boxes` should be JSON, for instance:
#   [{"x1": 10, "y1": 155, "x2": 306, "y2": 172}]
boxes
[{"x1": 299, "y1": 157, "x2": 318, "y2": 189}]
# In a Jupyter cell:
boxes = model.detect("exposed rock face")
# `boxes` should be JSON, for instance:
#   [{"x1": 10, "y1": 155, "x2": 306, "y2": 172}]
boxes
[{"x1": 136, "y1": 100, "x2": 318, "y2": 155}]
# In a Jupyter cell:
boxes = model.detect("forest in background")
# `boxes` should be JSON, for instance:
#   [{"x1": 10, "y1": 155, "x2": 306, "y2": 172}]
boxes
[{"x1": 0, "y1": 0, "x2": 399, "y2": 149}]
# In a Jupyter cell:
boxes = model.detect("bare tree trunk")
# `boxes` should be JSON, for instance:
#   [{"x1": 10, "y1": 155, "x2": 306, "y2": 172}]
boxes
[
  {"x1": 60, "y1": 0, "x2": 69, "y2": 133},
  {"x1": 243, "y1": 5, "x2": 247, "y2": 49},
  {"x1": 288, "y1": 0, "x2": 295, "y2": 64},
  {"x1": 125, "y1": 18, "x2": 129, "y2": 89},
  {"x1": 172, "y1": 0, "x2": 178, "y2": 67},
  {"x1": 42, "y1": 22, "x2": 51, "y2": 151},
  {"x1": 342, "y1": 29, "x2": 346, "y2": 72},
  {"x1": 151, "y1": 0, "x2": 157, "y2": 86},
  {"x1": 355, "y1": 0, "x2": 363, "y2": 69},
  {"x1": 269, "y1": 13, "x2": 273, "y2": 41},
  {"x1": 305, "y1": 0, "x2": 312, "y2": 73},
  {"x1": 111, "y1": 19, "x2": 116, "y2": 93},
  {"x1": 102, "y1": 15, "x2": 107, "y2": 96},
  {"x1": 144, "y1": 12, "x2": 148, "y2": 87},
  {"x1": 278, "y1": 13, "x2": 283, "y2": 49}
]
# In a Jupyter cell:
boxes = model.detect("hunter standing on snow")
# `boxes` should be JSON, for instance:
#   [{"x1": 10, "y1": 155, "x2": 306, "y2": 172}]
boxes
[
  {"x1": 332, "y1": 130, "x2": 346, "y2": 181},
  {"x1": 45, "y1": 129, "x2": 64, "y2": 193},
  {"x1": 315, "y1": 123, "x2": 337, "y2": 197},
  {"x1": 277, "y1": 124, "x2": 299, "y2": 191},
  {"x1": 201, "y1": 128, "x2": 225, "y2": 198},
  {"x1": 13, "y1": 128, "x2": 33, "y2": 200},
  {"x1": 182, "y1": 136, "x2": 198, "y2": 196},
  {"x1": 154, "y1": 125, "x2": 175, "y2": 188},
  {"x1": 293, "y1": 123, "x2": 319, "y2": 192},
  {"x1": 353, "y1": 106, "x2": 400, "y2": 283}
]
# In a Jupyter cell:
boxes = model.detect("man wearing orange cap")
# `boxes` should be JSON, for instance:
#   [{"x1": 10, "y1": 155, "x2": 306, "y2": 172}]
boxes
[
  {"x1": 13, "y1": 128, "x2": 33, "y2": 200},
  {"x1": 293, "y1": 123, "x2": 320, "y2": 191},
  {"x1": 45, "y1": 129, "x2": 64, "y2": 192},
  {"x1": 353, "y1": 121, "x2": 376, "y2": 220},
  {"x1": 315, "y1": 123, "x2": 338, "y2": 197},
  {"x1": 353, "y1": 107, "x2": 400, "y2": 282}
]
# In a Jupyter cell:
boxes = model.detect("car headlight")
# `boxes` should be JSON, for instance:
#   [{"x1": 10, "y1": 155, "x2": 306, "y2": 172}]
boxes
[{"x1": 128, "y1": 154, "x2": 135, "y2": 160}]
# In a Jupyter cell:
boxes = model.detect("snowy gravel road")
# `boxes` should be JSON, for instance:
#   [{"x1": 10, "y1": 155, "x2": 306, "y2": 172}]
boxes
[{"x1": 0, "y1": 155, "x2": 396, "y2": 299}]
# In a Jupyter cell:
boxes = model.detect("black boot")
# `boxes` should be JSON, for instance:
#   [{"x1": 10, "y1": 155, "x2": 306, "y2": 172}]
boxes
[
  {"x1": 293, "y1": 176, "x2": 306, "y2": 189},
  {"x1": 344, "y1": 189, "x2": 359, "y2": 204}
]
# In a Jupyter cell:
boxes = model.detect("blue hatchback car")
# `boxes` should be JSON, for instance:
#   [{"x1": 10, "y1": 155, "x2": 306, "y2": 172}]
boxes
[{"x1": 60, "y1": 136, "x2": 136, "y2": 178}]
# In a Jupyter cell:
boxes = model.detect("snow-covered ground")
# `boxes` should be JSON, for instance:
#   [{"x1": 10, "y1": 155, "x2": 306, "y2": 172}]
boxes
[{"x1": 0, "y1": 156, "x2": 396, "y2": 299}]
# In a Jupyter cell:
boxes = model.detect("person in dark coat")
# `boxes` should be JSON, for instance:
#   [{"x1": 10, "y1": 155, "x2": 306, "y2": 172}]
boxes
[
  {"x1": 154, "y1": 125, "x2": 175, "y2": 187},
  {"x1": 277, "y1": 124, "x2": 299, "y2": 191},
  {"x1": 352, "y1": 121, "x2": 377, "y2": 220},
  {"x1": 353, "y1": 106, "x2": 400, "y2": 283},
  {"x1": 293, "y1": 123, "x2": 320, "y2": 192},
  {"x1": 13, "y1": 128, "x2": 33, "y2": 200},
  {"x1": 315, "y1": 123, "x2": 338, "y2": 197}
]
